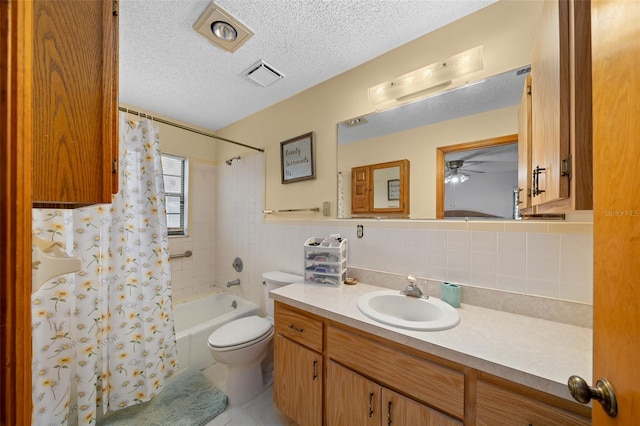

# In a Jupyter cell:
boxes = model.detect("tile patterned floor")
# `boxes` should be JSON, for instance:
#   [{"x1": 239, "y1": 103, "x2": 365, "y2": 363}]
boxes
[{"x1": 202, "y1": 361, "x2": 298, "y2": 426}]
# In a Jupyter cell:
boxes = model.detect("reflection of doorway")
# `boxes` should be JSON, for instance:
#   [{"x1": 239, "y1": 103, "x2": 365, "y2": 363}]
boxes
[{"x1": 436, "y1": 134, "x2": 518, "y2": 219}]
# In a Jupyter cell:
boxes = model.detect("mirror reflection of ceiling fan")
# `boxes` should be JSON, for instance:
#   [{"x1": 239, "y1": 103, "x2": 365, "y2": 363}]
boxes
[
  {"x1": 444, "y1": 159, "x2": 485, "y2": 184},
  {"x1": 444, "y1": 143, "x2": 518, "y2": 184}
]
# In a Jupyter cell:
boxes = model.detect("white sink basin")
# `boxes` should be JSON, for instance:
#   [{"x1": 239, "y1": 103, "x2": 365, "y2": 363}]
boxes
[{"x1": 357, "y1": 290, "x2": 460, "y2": 331}]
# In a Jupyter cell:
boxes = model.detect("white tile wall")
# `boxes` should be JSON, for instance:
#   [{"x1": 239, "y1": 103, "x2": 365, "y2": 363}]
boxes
[
  {"x1": 174, "y1": 153, "x2": 593, "y2": 309},
  {"x1": 169, "y1": 160, "x2": 216, "y2": 302}
]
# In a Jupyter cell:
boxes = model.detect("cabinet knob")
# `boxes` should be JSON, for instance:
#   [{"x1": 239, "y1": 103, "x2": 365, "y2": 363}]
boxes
[{"x1": 568, "y1": 375, "x2": 618, "y2": 418}]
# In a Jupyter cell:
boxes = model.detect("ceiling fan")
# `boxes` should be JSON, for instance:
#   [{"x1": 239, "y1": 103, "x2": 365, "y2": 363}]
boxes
[{"x1": 444, "y1": 159, "x2": 485, "y2": 184}]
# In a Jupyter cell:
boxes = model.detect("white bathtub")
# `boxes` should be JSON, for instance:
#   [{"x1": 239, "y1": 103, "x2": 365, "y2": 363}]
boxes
[{"x1": 173, "y1": 291, "x2": 260, "y2": 376}]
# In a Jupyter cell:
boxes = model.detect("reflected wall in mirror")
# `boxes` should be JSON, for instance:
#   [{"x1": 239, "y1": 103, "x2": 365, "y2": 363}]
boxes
[
  {"x1": 338, "y1": 67, "x2": 529, "y2": 219},
  {"x1": 436, "y1": 135, "x2": 518, "y2": 219},
  {"x1": 351, "y1": 159, "x2": 409, "y2": 216}
]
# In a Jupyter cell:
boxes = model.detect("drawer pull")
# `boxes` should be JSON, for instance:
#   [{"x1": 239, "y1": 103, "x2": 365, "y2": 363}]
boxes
[
  {"x1": 387, "y1": 401, "x2": 393, "y2": 425},
  {"x1": 312, "y1": 360, "x2": 318, "y2": 381},
  {"x1": 368, "y1": 392, "x2": 374, "y2": 417},
  {"x1": 288, "y1": 324, "x2": 304, "y2": 333}
]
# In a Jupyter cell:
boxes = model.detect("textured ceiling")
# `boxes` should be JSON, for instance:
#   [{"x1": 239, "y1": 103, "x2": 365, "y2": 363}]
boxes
[{"x1": 119, "y1": 0, "x2": 496, "y2": 131}]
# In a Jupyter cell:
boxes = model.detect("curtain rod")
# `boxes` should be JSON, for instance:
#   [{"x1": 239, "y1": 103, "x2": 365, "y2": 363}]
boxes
[{"x1": 118, "y1": 107, "x2": 264, "y2": 153}]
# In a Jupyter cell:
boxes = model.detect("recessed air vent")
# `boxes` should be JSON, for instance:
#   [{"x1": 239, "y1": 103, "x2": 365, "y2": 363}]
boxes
[
  {"x1": 193, "y1": 3, "x2": 253, "y2": 53},
  {"x1": 244, "y1": 60, "x2": 285, "y2": 87}
]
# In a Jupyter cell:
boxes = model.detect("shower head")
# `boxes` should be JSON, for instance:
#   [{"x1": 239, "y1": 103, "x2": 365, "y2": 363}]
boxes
[{"x1": 225, "y1": 156, "x2": 241, "y2": 166}]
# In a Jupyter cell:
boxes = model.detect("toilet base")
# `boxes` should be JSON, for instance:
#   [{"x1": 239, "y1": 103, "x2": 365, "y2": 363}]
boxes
[{"x1": 225, "y1": 361, "x2": 265, "y2": 405}]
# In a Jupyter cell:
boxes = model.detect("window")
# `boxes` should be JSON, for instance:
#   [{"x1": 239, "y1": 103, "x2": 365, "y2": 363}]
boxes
[{"x1": 161, "y1": 153, "x2": 189, "y2": 236}]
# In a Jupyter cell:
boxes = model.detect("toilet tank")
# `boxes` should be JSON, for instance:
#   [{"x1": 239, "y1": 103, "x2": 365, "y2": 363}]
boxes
[{"x1": 262, "y1": 271, "x2": 302, "y2": 317}]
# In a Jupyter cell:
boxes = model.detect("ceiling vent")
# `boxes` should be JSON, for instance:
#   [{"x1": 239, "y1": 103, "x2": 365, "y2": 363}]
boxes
[
  {"x1": 244, "y1": 60, "x2": 285, "y2": 87},
  {"x1": 193, "y1": 3, "x2": 253, "y2": 53}
]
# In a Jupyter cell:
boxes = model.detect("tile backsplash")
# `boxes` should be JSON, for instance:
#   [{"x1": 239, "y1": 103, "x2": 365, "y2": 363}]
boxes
[{"x1": 170, "y1": 151, "x2": 593, "y2": 327}]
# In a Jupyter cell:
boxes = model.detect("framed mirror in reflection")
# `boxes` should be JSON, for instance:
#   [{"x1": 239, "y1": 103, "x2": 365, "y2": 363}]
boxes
[
  {"x1": 351, "y1": 159, "x2": 410, "y2": 216},
  {"x1": 337, "y1": 66, "x2": 529, "y2": 220}
]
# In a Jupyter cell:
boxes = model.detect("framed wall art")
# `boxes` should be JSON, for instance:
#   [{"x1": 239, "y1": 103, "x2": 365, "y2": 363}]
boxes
[
  {"x1": 387, "y1": 179, "x2": 400, "y2": 201},
  {"x1": 280, "y1": 132, "x2": 315, "y2": 184}
]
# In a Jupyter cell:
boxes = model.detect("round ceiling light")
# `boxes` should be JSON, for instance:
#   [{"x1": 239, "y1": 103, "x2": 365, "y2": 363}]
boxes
[{"x1": 211, "y1": 21, "x2": 237, "y2": 41}]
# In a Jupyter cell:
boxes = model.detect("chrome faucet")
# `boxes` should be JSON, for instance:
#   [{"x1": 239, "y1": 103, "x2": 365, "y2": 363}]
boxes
[
  {"x1": 227, "y1": 278, "x2": 241, "y2": 287},
  {"x1": 400, "y1": 275, "x2": 428, "y2": 299}
]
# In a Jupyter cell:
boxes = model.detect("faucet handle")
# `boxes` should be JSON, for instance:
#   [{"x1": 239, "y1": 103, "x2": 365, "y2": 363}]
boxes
[{"x1": 407, "y1": 275, "x2": 416, "y2": 283}]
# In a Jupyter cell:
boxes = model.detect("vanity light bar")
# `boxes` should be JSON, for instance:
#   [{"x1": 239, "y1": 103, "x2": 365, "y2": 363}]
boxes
[{"x1": 368, "y1": 45, "x2": 484, "y2": 105}]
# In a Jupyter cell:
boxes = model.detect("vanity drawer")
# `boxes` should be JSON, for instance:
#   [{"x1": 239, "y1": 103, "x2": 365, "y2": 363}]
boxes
[
  {"x1": 476, "y1": 380, "x2": 590, "y2": 426},
  {"x1": 327, "y1": 325, "x2": 464, "y2": 420},
  {"x1": 275, "y1": 302, "x2": 323, "y2": 352}
]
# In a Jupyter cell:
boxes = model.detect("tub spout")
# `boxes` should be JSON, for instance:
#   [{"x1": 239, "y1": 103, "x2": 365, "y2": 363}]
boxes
[{"x1": 227, "y1": 278, "x2": 241, "y2": 288}]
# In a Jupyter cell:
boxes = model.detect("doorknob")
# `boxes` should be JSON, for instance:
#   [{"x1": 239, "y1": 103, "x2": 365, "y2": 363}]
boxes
[{"x1": 568, "y1": 375, "x2": 618, "y2": 418}]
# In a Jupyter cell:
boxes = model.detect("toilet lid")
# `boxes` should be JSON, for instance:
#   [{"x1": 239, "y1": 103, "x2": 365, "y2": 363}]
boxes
[{"x1": 208, "y1": 316, "x2": 272, "y2": 348}]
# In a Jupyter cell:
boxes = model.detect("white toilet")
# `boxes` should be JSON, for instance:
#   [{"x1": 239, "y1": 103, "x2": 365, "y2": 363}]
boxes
[{"x1": 207, "y1": 271, "x2": 302, "y2": 405}]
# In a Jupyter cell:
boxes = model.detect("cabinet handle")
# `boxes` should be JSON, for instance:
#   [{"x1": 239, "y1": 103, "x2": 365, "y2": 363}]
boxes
[
  {"x1": 368, "y1": 392, "x2": 374, "y2": 418},
  {"x1": 288, "y1": 324, "x2": 304, "y2": 333},
  {"x1": 387, "y1": 401, "x2": 392, "y2": 426},
  {"x1": 312, "y1": 360, "x2": 317, "y2": 381},
  {"x1": 532, "y1": 165, "x2": 546, "y2": 196}
]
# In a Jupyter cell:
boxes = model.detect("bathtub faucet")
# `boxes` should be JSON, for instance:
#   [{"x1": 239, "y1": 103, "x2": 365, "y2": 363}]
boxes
[{"x1": 227, "y1": 278, "x2": 241, "y2": 288}]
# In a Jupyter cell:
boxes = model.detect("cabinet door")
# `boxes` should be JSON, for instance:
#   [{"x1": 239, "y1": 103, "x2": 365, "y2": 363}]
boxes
[
  {"x1": 326, "y1": 360, "x2": 380, "y2": 426},
  {"x1": 475, "y1": 380, "x2": 590, "y2": 426},
  {"x1": 351, "y1": 165, "x2": 370, "y2": 214},
  {"x1": 32, "y1": 0, "x2": 118, "y2": 206},
  {"x1": 274, "y1": 335, "x2": 322, "y2": 426},
  {"x1": 530, "y1": 0, "x2": 570, "y2": 206},
  {"x1": 518, "y1": 75, "x2": 532, "y2": 210},
  {"x1": 382, "y1": 388, "x2": 462, "y2": 426}
]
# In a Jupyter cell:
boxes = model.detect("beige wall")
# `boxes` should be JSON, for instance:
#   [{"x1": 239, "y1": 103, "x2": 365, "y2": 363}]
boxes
[{"x1": 215, "y1": 1, "x2": 544, "y2": 219}]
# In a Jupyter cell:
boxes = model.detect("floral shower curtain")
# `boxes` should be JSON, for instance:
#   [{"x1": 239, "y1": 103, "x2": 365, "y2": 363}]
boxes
[{"x1": 31, "y1": 113, "x2": 177, "y2": 425}]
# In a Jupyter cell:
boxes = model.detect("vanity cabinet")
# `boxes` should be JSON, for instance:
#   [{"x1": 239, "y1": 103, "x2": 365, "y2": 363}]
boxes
[
  {"x1": 273, "y1": 303, "x2": 323, "y2": 426},
  {"x1": 327, "y1": 360, "x2": 461, "y2": 426},
  {"x1": 32, "y1": 0, "x2": 119, "y2": 206},
  {"x1": 273, "y1": 300, "x2": 590, "y2": 426},
  {"x1": 525, "y1": 0, "x2": 592, "y2": 213},
  {"x1": 326, "y1": 324, "x2": 464, "y2": 422}
]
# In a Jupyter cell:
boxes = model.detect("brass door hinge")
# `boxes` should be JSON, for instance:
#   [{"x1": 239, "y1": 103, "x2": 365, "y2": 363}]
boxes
[
  {"x1": 113, "y1": 0, "x2": 119, "y2": 16},
  {"x1": 561, "y1": 155, "x2": 572, "y2": 178}
]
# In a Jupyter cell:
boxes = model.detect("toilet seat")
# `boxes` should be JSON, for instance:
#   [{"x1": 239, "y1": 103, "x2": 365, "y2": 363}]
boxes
[{"x1": 208, "y1": 316, "x2": 273, "y2": 352}]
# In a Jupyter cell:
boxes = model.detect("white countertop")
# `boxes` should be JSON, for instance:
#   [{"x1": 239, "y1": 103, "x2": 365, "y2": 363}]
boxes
[{"x1": 270, "y1": 282, "x2": 592, "y2": 402}]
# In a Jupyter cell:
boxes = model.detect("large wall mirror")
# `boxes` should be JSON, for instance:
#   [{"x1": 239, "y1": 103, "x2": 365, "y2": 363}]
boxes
[{"x1": 337, "y1": 66, "x2": 529, "y2": 219}]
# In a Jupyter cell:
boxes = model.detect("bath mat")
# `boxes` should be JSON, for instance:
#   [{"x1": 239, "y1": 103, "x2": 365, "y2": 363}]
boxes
[{"x1": 101, "y1": 372, "x2": 227, "y2": 426}]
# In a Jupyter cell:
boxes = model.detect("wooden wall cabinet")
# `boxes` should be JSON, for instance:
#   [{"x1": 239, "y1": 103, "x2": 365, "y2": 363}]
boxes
[
  {"x1": 525, "y1": 0, "x2": 592, "y2": 213},
  {"x1": 518, "y1": 75, "x2": 533, "y2": 210},
  {"x1": 32, "y1": 0, "x2": 119, "y2": 207},
  {"x1": 273, "y1": 303, "x2": 323, "y2": 426},
  {"x1": 351, "y1": 159, "x2": 410, "y2": 216}
]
